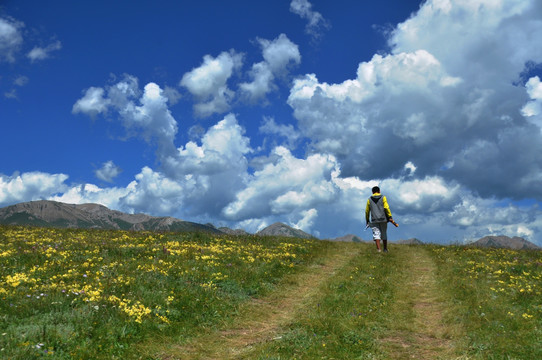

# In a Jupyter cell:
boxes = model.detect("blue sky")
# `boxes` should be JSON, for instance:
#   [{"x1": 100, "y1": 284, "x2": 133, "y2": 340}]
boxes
[{"x1": 2, "y1": 0, "x2": 542, "y2": 245}]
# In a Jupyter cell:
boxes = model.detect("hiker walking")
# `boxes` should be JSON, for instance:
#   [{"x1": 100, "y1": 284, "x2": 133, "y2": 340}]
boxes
[{"x1": 365, "y1": 186, "x2": 394, "y2": 252}]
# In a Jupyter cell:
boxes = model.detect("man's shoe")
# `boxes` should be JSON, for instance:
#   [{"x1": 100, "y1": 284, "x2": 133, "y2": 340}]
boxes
[{"x1": 383, "y1": 249, "x2": 388, "y2": 253}]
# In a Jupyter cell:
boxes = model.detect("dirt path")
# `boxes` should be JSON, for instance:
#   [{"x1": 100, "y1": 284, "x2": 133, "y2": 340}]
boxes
[
  {"x1": 150, "y1": 242, "x2": 360, "y2": 360},
  {"x1": 381, "y1": 246, "x2": 459, "y2": 359}
]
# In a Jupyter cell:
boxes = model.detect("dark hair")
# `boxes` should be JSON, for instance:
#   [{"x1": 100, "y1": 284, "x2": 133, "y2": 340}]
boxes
[{"x1": 372, "y1": 186, "x2": 380, "y2": 193}]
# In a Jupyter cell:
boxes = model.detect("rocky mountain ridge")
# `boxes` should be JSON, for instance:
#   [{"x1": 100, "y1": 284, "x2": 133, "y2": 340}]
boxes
[
  {"x1": 470, "y1": 235, "x2": 539, "y2": 250},
  {"x1": 255, "y1": 222, "x2": 316, "y2": 239},
  {"x1": 0, "y1": 200, "x2": 221, "y2": 233},
  {"x1": 0, "y1": 200, "x2": 314, "y2": 238}
]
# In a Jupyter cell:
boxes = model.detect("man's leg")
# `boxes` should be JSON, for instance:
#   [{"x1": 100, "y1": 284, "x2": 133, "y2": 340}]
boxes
[
  {"x1": 371, "y1": 225, "x2": 382, "y2": 252},
  {"x1": 380, "y1": 223, "x2": 388, "y2": 252}
]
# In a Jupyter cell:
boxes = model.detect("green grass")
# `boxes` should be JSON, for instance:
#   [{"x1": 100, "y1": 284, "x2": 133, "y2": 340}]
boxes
[
  {"x1": 429, "y1": 245, "x2": 542, "y2": 359},
  {"x1": 1, "y1": 226, "x2": 541, "y2": 359},
  {"x1": 0, "y1": 226, "x2": 329, "y2": 359}
]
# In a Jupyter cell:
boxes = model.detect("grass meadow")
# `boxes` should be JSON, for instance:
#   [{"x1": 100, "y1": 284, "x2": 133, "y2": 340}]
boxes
[
  {"x1": 0, "y1": 225, "x2": 541, "y2": 359},
  {"x1": 430, "y1": 245, "x2": 542, "y2": 359},
  {"x1": 0, "y1": 226, "x2": 328, "y2": 359}
]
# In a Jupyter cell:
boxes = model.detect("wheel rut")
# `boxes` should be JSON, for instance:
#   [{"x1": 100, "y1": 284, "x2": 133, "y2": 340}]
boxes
[
  {"x1": 153, "y1": 243, "x2": 360, "y2": 360},
  {"x1": 381, "y1": 246, "x2": 457, "y2": 359}
]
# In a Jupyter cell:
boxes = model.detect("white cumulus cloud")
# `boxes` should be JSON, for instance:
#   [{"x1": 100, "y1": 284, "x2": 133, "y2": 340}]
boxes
[
  {"x1": 293, "y1": 208, "x2": 318, "y2": 233},
  {"x1": 240, "y1": 34, "x2": 301, "y2": 102},
  {"x1": 259, "y1": 33, "x2": 301, "y2": 75},
  {"x1": 223, "y1": 146, "x2": 338, "y2": 220},
  {"x1": 72, "y1": 87, "x2": 110, "y2": 116},
  {"x1": 73, "y1": 76, "x2": 178, "y2": 157},
  {"x1": 180, "y1": 50, "x2": 243, "y2": 117},
  {"x1": 389, "y1": 0, "x2": 541, "y2": 84},
  {"x1": 166, "y1": 114, "x2": 250, "y2": 176},
  {"x1": 0, "y1": 172, "x2": 68, "y2": 206},
  {"x1": 120, "y1": 167, "x2": 185, "y2": 215},
  {"x1": 162, "y1": 114, "x2": 251, "y2": 217},
  {"x1": 381, "y1": 176, "x2": 461, "y2": 213}
]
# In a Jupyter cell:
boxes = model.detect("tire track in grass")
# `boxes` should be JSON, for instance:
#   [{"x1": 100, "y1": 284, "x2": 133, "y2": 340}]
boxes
[
  {"x1": 380, "y1": 246, "x2": 461, "y2": 359},
  {"x1": 148, "y1": 242, "x2": 361, "y2": 360}
]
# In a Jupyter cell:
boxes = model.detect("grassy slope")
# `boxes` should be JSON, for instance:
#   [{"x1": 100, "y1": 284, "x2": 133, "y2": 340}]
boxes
[
  {"x1": 148, "y1": 244, "x2": 542, "y2": 360},
  {"x1": 430, "y1": 245, "x2": 542, "y2": 359},
  {"x1": 1, "y1": 226, "x2": 541, "y2": 359},
  {"x1": 147, "y1": 243, "x2": 457, "y2": 359},
  {"x1": 230, "y1": 244, "x2": 460, "y2": 360},
  {"x1": 0, "y1": 226, "x2": 331, "y2": 359},
  {"x1": 140, "y1": 240, "x2": 361, "y2": 359}
]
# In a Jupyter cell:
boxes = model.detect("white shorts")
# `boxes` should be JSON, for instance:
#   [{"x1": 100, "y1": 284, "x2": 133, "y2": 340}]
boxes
[{"x1": 370, "y1": 222, "x2": 388, "y2": 241}]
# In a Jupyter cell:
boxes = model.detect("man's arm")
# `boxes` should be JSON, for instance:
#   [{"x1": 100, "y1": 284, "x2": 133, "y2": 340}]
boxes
[
  {"x1": 365, "y1": 198, "x2": 371, "y2": 224},
  {"x1": 383, "y1": 196, "x2": 392, "y2": 219},
  {"x1": 382, "y1": 196, "x2": 398, "y2": 226}
]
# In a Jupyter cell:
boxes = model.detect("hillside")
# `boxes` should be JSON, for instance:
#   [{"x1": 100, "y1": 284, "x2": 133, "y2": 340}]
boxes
[
  {"x1": 0, "y1": 200, "x2": 221, "y2": 233},
  {"x1": 471, "y1": 235, "x2": 539, "y2": 250},
  {"x1": 1, "y1": 226, "x2": 541, "y2": 359}
]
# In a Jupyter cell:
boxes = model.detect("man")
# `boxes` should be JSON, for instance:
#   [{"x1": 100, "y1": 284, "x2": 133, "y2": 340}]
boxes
[{"x1": 365, "y1": 186, "x2": 394, "y2": 252}]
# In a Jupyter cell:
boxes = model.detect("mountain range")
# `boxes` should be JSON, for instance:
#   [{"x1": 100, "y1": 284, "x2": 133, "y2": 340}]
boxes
[
  {"x1": 0, "y1": 200, "x2": 314, "y2": 238},
  {"x1": 0, "y1": 201, "x2": 540, "y2": 249},
  {"x1": 470, "y1": 235, "x2": 539, "y2": 250}
]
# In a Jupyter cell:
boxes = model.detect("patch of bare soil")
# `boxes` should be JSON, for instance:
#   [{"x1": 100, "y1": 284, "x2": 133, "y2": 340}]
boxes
[{"x1": 151, "y1": 243, "x2": 359, "y2": 360}]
